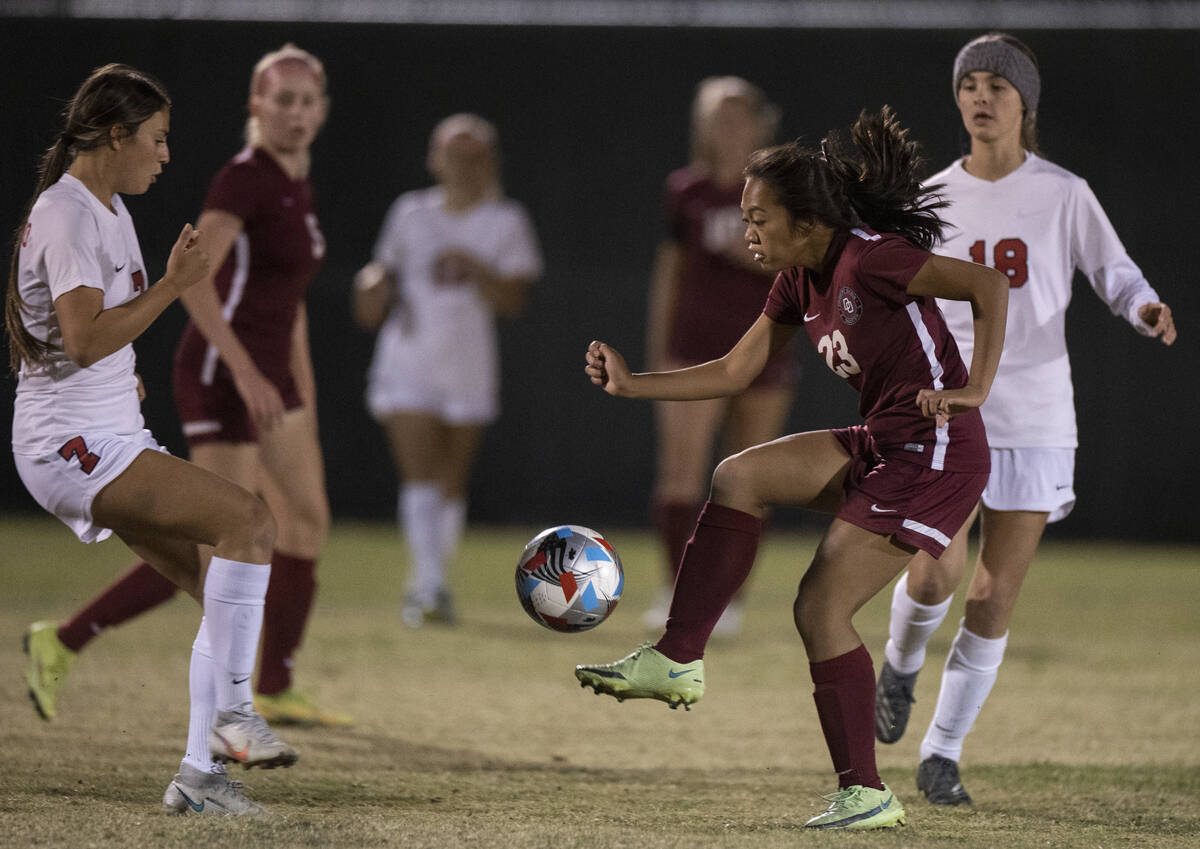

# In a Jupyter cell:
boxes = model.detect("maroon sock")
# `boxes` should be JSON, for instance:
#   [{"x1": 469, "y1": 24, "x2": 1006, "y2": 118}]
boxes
[
  {"x1": 810, "y1": 644, "x2": 884, "y2": 790},
  {"x1": 653, "y1": 502, "x2": 760, "y2": 663},
  {"x1": 256, "y1": 551, "x2": 317, "y2": 696},
  {"x1": 651, "y1": 499, "x2": 703, "y2": 584},
  {"x1": 56, "y1": 561, "x2": 178, "y2": 652}
]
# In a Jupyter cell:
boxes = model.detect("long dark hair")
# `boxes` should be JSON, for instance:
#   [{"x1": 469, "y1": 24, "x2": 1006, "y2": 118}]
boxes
[
  {"x1": 5, "y1": 63, "x2": 171, "y2": 372},
  {"x1": 744, "y1": 106, "x2": 947, "y2": 250}
]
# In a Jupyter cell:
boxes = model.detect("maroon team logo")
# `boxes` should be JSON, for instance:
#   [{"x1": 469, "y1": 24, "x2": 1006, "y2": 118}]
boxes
[{"x1": 837, "y1": 286, "x2": 863, "y2": 325}]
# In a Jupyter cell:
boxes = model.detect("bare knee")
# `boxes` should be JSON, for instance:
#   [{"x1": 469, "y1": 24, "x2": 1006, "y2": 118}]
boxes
[
  {"x1": 710, "y1": 452, "x2": 760, "y2": 509},
  {"x1": 214, "y1": 492, "x2": 276, "y2": 563},
  {"x1": 905, "y1": 564, "x2": 957, "y2": 605}
]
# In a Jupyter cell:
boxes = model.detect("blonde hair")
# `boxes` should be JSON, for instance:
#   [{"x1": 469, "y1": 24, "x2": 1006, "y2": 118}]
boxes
[
  {"x1": 245, "y1": 43, "x2": 326, "y2": 147},
  {"x1": 427, "y1": 113, "x2": 502, "y2": 198},
  {"x1": 689, "y1": 76, "x2": 780, "y2": 172}
]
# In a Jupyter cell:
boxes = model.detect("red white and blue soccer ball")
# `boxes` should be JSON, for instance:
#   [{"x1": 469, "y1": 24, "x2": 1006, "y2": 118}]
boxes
[{"x1": 515, "y1": 525, "x2": 624, "y2": 633}]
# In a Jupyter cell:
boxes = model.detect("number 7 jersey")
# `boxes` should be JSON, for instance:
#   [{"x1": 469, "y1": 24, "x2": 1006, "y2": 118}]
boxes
[{"x1": 764, "y1": 227, "x2": 988, "y2": 473}]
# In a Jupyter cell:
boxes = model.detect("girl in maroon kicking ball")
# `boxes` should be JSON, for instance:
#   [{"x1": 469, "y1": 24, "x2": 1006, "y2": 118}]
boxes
[{"x1": 575, "y1": 107, "x2": 1009, "y2": 830}]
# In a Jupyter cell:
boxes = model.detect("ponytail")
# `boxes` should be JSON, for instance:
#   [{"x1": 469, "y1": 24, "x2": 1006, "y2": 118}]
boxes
[
  {"x1": 6, "y1": 64, "x2": 169, "y2": 373},
  {"x1": 5, "y1": 135, "x2": 74, "y2": 370},
  {"x1": 744, "y1": 106, "x2": 948, "y2": 251}
]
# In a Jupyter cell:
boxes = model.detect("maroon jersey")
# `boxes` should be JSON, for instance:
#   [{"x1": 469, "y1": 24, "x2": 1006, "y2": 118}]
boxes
[
  {"x1": 174, "y1": 147, "x2": 325, "y2": 389},
  {"x1": 765, "y1": 227, "x2": 987, "y2": 473},
  {"x1": 665, "y1": 168, "x2": 795, "y2": 378}
]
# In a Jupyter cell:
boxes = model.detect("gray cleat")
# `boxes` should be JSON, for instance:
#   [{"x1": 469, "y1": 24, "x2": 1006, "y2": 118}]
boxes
[
  {"x1": 917, "y1": 755, "x2": 973, "y2": 806},
  {"x1": 209, "y1": 705, "x2": 299, "y2": 769},
  {"x1": 875, "y1": 661, "x2": 918, "y2": 744},
  {"x1": 162, "y1": 762, "x2": 266, "y2": 816}
]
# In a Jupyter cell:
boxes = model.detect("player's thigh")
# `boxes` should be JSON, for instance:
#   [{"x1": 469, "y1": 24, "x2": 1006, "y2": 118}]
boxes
[
  {"x1": 441, "y1": 423, "x2": 485, "y2": 496},
  {"x1": 653, "y1": 397, "x2": 727, "y2": 494},
  {"x1": 905, "y1": 503, "x2": 980, "y2": 604},
  {"x1": 797, "y1": 518, "x2": 915, "y2": 636},
  {"x1": 722, "y1": 385, "x2": 794, "y2": 455},
  {"x1": 711, "y1": 429, "x2": 850, "y2": 513},
  {"x1": 968, "y1": 507, "x2": 1049, "y2": 605},
  {"x1": 91, "y1": 449, "x2": 273, "y2": 558},
  {"x1": 257, "y1": 407, "x2": 330, "y2": 523},
  {"x1": 188, "y1": 441, "x2": 259, "y2": 491},
  {"x1": 379, "y1": 412, "x2": 447, "y2": 480}
]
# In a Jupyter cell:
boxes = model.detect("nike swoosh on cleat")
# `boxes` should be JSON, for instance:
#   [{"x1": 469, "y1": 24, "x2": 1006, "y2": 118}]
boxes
[
  {"x1": 214, "y1": 731, "x2": 251, "y2": 761},
  {"x1": 178, "y1": 788, "x2": 204, "y2": 813},
  {"x1": 667, "y1": 668, "x2": 697, "y2": 678}
]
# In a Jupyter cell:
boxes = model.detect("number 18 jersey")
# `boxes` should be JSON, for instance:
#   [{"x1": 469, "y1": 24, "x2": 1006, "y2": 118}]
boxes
[{"x1": 764, "y1": 227, "x2": 988, "y2": 473}]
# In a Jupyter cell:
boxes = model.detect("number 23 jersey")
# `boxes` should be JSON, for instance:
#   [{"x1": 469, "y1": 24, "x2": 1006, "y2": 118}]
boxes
[{"x1": 764, "y1": 227, "x2": 988, "y2": 473}]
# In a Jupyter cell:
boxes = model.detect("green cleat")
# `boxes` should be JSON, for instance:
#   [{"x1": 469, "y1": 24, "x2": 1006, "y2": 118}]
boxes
[
  {"x1": 575, "y1": 643, "x2": 704, "y2": 710},
  {"x1": 804, "y1": 784, "x2": 907, "y2": 830},
  {"x1": 23, "y1": 621, "x2": 76, "y2": 721},
  {"x1": 255, "y1": 687, "x2": 354, "y2": 727}
]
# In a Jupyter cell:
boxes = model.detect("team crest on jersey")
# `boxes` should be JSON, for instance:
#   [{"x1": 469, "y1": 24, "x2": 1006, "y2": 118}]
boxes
[{"x1": 837, "y1": 286, "x2": 863, "y2": 325}]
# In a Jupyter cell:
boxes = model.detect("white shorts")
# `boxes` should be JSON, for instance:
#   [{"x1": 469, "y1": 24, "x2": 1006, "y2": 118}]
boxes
[
  {"x1": 14, "y1": 429, "x2": 169, "y2": 543},
  {"x1": 365, "y1": 320, "x2": 499, "y2": 425},
  {"x1": 981, "y1": 447, "x2": 1076, "y2": 523}
]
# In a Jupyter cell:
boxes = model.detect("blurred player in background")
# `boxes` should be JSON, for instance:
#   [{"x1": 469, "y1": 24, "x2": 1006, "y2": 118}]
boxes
[
  {"x1": 9, "y1": 63, "x2": 296, "y2": 816},
  {"x1": 24, "y1": 44, "x2": 349, "y2": 728},
  {"x1": 642, "y1": 77, "x2": 799, "y2": 635},
  {"x1": 353, "y1": 114, "x2": 542, "y2": 627},
  {"x1": 577, "y1": 107, "x2": 1009, "y2": 830},
  {"x1": 874, "y1": 32, "x2": 1176, "y2": 806}
]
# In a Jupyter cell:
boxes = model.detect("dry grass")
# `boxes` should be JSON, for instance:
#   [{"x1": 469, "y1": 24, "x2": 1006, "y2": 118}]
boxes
[{"x1": 1, "y1": 517, "x2": 1197, "y2": 848}]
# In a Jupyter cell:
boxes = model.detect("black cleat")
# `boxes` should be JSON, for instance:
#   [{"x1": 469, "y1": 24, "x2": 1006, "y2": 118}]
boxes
[
  {"x1": 875, "y1": 661, "x2": 918, "y2": 744},
  {"x1": 917, "y1": 755, "x2": 972, "y2": 806}
]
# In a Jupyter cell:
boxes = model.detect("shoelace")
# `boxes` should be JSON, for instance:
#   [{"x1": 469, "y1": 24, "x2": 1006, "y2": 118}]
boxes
[{"x1": 819, "y1": 786, "x2": 867, "y2": 806}]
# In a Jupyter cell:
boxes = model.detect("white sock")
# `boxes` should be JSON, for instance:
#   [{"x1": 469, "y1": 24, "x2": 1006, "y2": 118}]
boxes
[
  {"x1": 920, "y1": 621, "x2": 1008, "y2": 763},
  {"x1": 884, "y1": 572, "x2": 953, "y2": 675},
  {"x1": 401, "y1": 482, "x2": 444, "y2": 606},
  {"x1": 440, "y1": 497, "x2": 466, "y2": 564},
  {"x1": 203, "y1": 556, "x2": 270, "y2": 711},
  {"x1": 183, "y1": 617, "x2": 218, "y2": 773}
]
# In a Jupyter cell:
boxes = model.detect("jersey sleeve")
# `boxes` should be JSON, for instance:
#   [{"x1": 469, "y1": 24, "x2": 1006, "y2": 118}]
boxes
[
  {"x1": 763, "y1": 269, "x2": 804, "y2": 324},
  {"x1": 493, "y1": 203, "x2": 543, "y2": 279},
  {"x1": 1069, "y1": 180, "x2": 1163, "y2": 334},
  {"x1": 203, "y1": 160, "x2": 260, "y2": 223},
  {"x1": 372, "y1": 195, "x2": 409, "y2": 268},
  {"x1": 35, "y1": 200, "x2": 105, "y2": 301},
  {"x1": 855, "y1": 235, "x2": 932, "y2": 305}
]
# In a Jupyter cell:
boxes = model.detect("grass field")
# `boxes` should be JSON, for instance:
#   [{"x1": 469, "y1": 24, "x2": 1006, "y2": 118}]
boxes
[{"x1": 1, "y1": 515, "x2": 1198, "y2": 848}]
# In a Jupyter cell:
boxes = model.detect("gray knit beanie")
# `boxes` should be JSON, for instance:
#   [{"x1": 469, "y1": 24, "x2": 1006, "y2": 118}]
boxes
[{"x1": 953, "y1": 34, "x2": 1040, "y2": 113}]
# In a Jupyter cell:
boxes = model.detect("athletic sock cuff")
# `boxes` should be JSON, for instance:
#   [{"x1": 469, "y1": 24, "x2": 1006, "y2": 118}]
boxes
[
  {"x1": 696, "y1": 501, "x2": 761, "y2": 535},
  {"x1": 204, "y1": 558, "x2": 270, "y2": 604},
  {"x1": 948, "y1": 620, "x2": 1008, "y2": 672},
  {"x1": 810, "y1": 643, "x2": 874, "y2": 685}
]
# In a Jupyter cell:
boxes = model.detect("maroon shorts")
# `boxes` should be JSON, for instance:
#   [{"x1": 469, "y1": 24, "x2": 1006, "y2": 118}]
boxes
[
  {"x1": 173, "y1": 365, "x2": 302, "y2": 447},
  {"x1": 832, "y1": 425, "x2": 988, "y2": 559}
]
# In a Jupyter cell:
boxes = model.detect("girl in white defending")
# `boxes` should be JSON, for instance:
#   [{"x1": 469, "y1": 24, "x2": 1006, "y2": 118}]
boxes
[
  {"x1": 874, "y1": 33, "x2": 1177, "y2": 806},
  {"x1": 353, "y1": 114, "x2": 542, "y2": 626},
  {"x1": 7, "y1": 64, "x2": 297, "y2": 816}
]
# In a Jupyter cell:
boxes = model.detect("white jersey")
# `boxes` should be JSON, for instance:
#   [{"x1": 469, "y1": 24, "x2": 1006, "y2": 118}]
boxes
[
  {"x1": 12, "y1": 173, "x2": 147, "y2": 454},
  {"x1": 930, "y1": 154, "x2": 1161, "y2": 448},
  {"x1": 366, "y1": 186, "x2": 542, "y2": 419}
]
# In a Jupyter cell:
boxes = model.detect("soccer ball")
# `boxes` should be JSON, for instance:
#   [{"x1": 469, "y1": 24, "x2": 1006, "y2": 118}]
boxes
[{"x1": 515, "y1": 525, "x2": 624, "y2": 632}]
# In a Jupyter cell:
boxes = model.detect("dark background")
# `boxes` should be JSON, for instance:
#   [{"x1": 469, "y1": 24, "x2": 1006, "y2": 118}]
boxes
[{"x1": 1, "y1": 19, "x2": 1197, "y2": 542}]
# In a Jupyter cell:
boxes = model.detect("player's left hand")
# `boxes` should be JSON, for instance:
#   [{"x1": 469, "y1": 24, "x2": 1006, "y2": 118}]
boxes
[
  {"x1": 1138, "y1": 302, "x2": 1177, "y2": 345},
  {"x1": 135, "y1": 372, "x2": 146, "y2": 402},
  {"x1": 915, "y1": 385, "x2": 986, "y2": 428}
]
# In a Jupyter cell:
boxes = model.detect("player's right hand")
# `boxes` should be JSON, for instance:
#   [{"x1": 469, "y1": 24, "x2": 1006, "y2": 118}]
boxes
[
  {"x1": 166, "y1": 223, "x2": 210, "y2": 290},
  {"x1": 233, "y1": 367, "x2": 286, "y2": 433},
  {"x1": 585, "y1": 340, "x2": 632, "y2": 396}
]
